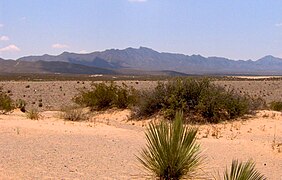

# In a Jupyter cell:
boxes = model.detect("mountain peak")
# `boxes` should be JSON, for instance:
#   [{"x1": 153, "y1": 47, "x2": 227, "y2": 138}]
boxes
[
  {"x1": 258, "y1": 55, "x2": 281, "y2": 62},
  {"x1": 60, "y1": 51, "x2": 72, "y2": 56},
  {"x1": 260, "y1": 55, "x2": 276, "y2": 60},
  {"x1": 124, "y1": 46, "x2": 155, "y2": 51},
  {"x1": 139, "y1": 46, "x2": 153, "y2": 50}
]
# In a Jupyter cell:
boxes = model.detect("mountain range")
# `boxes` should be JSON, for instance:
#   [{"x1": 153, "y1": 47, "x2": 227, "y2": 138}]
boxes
[{"x1": 1, "y1": 47, "x2": 282, "y2": 75}]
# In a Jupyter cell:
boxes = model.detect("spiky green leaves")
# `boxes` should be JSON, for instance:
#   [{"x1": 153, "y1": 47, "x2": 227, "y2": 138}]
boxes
[
  {"x1": 137, "y1": 112, "x2": 202, "y2": 179},
  {"x1": 224, "y1": 160, "x2": 266, "y2": 180}
]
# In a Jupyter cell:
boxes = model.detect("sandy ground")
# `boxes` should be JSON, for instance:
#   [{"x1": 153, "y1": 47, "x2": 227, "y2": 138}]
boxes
[{"x1": 0, "y1": 109, "x2": 281, "y2": 179}]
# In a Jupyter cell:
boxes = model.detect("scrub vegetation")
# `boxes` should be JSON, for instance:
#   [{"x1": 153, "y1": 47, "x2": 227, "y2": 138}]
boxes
[
  {"x1": 137, "y1": 112, "x2": 265, "y2": 179},
  {"x1": 0, "y1": 87, "x2": 14, "y2": 114},
  {"x1": 74, "y1": 78, "x2": 264, "y2": 123}
]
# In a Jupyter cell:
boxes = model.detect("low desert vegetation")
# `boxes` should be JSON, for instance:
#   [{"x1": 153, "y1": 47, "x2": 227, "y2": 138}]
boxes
[
  {"x1": 73, "y1": 78, "x2": 264, "y2": 123},
  {"x1": 26, "y1": 109, "x2": 40, "y2": 120},
  {"x1": 38, "y1": 102, "x2": 43, "y2": 108},
  {"x1": 74, "y1": 82, "x2": 137, "y2": 110},
  {"x1": 138, "y1": 112, "x2": 265, "y2": 179},
  {"x1": 269, "y1": 101, "x2": 282, "y2": 111},
  {"x1": 222, "y1": 160, "x2": 266, "y2": 180},
  {"x1": 61, "y1": 106, "x2": 89, "y2": 121},
  {"x1": 133, "y1": 78, "x2": 264, "y2": 123},
  {"x1": 137, "y1": 112, "x2": 203, "y2": 179},
  {"x1": 0, "y1": 87, "x2": 14, "y2": 114},
  {"x1": 15, "y1": 99, "x2": 27, "y2": 112}
]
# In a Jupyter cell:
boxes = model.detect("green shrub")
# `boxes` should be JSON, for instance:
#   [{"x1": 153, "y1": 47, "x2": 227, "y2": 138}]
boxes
[
  {"x1": 133, "y1": 78, "x2": 260, "y2": 123},
  {"x1": 269, "y1": 101, "x2": 282, "y2": 111},
  {"x1": 0, "y1": 87, "x2": 14, "y2": 113},
  {"x1": 74, "y1": 82, "x2": 137, "y2": 110},
  {"x1": 196, "y1": 88, "x2": 250, "y2": 123},
  {"x1": 137, "y1": 111, "x2": 202, "y2": 179},
  {"x1": 113, "y1": 83, "x2": 138, "y2": 109},
  {"x1": 134, "y1": 78, "x2": 211, "y2": 119},
  {"x1": 133, "y1": 82, "x2": 166, "y2": 117}
]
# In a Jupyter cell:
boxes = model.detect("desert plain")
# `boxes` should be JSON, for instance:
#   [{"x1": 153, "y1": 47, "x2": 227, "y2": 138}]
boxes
[{"x1": 0, "y1": 78, "x2": 282, "y2": 179}]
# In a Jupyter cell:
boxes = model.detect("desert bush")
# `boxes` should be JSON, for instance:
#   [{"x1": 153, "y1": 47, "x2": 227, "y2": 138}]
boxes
[
  {"x1": 0, "y1": 87, "x2": 14, "y2": 113},
  {"x1": 74, "y1": 82, "x2": 137, "y2": 110},
  {"x1": 74, "y1": 82, "x2": 115, "y2": 110},
  {"x1": 137, "y1": 111, "x2": 202, "y2": 179},
  {"x1": 269, "y1": 101, "x2": 282, "y2": 111},
  {"x1": 113, "y1": 83, "x2": 138, "y2": 109},
  {"x1": 15, "y1": 99, "x2": 27, "y2": 112},
  {"x1": 133, "y1": 79, "x2": 207, "y2": 118},
  {"x1": 133, "y1": 82, "x2": 166, "y2": 117},
  {"x1": 26, "y1": 109, "x2": 40, "y2": 120},
  {"x1": 249, "y1": 97, "x2": 266, "y2": 111},
  {"x1": 133, "y1": 78, "x2": 259, "y2": 123},
  {"x1": 196, "y1": 88, "x2": 250, "y2": 123},
  {"x1": 222, "y1": 159, "x2": 265, "y2": 180},
  {"x1": 61, "y1": 107, "x2": 89, "y2": 121}
]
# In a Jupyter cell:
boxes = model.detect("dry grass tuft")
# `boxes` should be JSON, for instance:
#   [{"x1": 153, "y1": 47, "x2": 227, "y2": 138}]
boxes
[
  {"x1": 61, "y1": 107, "x2": 89, "y2": 121},
  {"x1": 26, "y1": 109, "x2": 40, "y2": 120}
]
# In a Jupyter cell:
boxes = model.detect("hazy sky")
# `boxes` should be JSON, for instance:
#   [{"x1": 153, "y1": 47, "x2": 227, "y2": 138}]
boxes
[{"x1": 0, "y1": 0, "x2": 282, "y2": 60}]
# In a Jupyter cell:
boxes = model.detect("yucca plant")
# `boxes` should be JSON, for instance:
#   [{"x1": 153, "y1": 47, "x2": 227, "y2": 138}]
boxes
[
  {"x1": 137, "y1": 112, "x2": 202, "y2": 179},
  {"x1": 223, "y1": 159, "x2": 266, "y2": 180}
]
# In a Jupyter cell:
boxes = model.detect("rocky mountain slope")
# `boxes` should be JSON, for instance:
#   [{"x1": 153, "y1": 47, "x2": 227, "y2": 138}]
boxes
[{"x1": 2, "y1": 47, "x2": 282, "y2": 75}]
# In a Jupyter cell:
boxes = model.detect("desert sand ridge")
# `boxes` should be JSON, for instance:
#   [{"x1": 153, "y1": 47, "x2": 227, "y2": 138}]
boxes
[{"x1": 0, "y1": 109, "x2": 281, "y2": 179}]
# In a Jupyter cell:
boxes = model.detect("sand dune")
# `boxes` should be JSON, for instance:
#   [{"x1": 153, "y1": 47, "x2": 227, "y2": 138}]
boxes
[{"x1": 0, "y1": 109, "x2": 281, "y2": 179}]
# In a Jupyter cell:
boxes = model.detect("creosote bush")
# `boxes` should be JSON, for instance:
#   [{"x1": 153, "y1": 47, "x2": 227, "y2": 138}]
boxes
[
  {"x1": 73, "y1": 78, "x2": 264, "y2": 123},
  {"x1": 269, "y1": 101, "x2": 282, "y2": 111},
  {"x1": 133, "y1": 78, "x2": 263, "y2": 123},
  {"x1": 0, "y1": 87, "x2": 14, "y2": 114},
  {"x1": 74, "y1": 82, "x2": 137, "y2": 110}
]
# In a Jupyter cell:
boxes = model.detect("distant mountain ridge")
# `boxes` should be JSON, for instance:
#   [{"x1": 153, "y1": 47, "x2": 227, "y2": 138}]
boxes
[
  {"x1": 2, "y1": 47, "x2": 282, "y2": 75},
  {"x1": 0, "y1": 58, "x2": 117, "y2": 75}
]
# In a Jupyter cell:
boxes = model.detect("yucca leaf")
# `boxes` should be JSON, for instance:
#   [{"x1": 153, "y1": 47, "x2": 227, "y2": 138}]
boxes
[{"x1": 224, "y1": 159, "x2": 266, "y2": 180}]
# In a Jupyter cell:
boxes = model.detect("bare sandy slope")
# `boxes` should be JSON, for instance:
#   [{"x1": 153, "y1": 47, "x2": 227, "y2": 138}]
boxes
[{"x1": 0, "y1": 110, "x2": 281, "y2": 179}]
